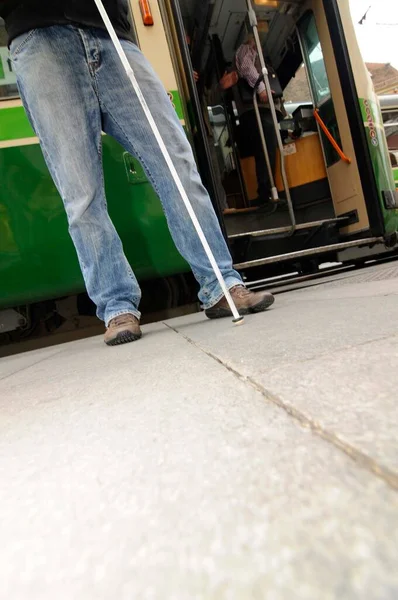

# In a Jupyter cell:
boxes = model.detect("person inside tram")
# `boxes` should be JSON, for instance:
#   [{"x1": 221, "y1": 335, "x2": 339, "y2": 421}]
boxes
[
  {"x1": 234, "y1": 34, "x2": 286, "y2": 209},
  {"x1": 0, "y1": 0, "x2": 275, "y2": 346}
]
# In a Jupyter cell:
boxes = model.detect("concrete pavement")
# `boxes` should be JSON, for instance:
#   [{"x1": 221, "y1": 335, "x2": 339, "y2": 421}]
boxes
[{"x1": 1, "y1": 262, "x2": 398, "y2": 599}]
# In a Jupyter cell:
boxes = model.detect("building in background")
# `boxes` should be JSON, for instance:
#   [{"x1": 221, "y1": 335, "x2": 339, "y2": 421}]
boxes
[
  {"x1": 366, "y1": 63, "x2": 398, "y2": 95},
  {"x1": 284, "y1": 62, "x2": 398, "y2": 105}
]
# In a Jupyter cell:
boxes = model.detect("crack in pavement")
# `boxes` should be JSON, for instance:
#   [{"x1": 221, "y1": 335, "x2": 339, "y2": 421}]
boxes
[{"x1": 165, "y1": 322, "x2": 398, "y2": 492}]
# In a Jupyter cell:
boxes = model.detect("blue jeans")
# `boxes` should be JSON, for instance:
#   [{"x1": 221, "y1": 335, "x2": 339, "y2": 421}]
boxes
[{"x1": 11, "y1": 26, "x2": 242, "y2": 325}]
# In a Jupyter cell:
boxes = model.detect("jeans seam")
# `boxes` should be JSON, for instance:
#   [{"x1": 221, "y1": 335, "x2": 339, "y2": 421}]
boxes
[
  {"x1": 96, "y1": 124, "x2": 106, "y2": 208},
  {"x1": 25, "y1": 106, "x2": 60, "y2": 193},
  {"x1": 77, "y1": 28, "x2": 102, "y2": 99},
  {"x1": 78, "y1": 28, "x2": 93, "y2": 73},
  {"x1": 10, "y1": 29, "x2": 37, "y2": 58}
]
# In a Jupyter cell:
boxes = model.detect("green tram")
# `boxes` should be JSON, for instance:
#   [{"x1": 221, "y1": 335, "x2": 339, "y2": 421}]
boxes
[{"x1": 1, "y1": 0, "x2": 397, "y2": 337}]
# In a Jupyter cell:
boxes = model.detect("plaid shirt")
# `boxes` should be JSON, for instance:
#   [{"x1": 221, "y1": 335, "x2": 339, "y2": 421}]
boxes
[
  {"x1": 235, "y1": 43, "x2": 266, "y2": 95},
  {"x1": 234, "y1": 42, "x2": 286, "y2": 117}
]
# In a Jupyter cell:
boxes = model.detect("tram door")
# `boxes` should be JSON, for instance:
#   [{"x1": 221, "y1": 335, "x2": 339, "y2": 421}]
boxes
[{"x1": 300, "y1": 2, "x2": 369, "y2": 236}]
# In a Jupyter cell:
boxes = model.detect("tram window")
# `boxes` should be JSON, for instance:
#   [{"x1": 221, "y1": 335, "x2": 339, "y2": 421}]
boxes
[
  {"x1": 0, "y1": 19, "x2": 19, "y2": 100},
  {"x1": 283, "y1": 64, "x2": 312, "y2": 105},
  {"x1": 300, "y1": 15, "x2": 330, "y2": 105},
  {"x1": 299, "y1": 12, "x2": 342, "y2": 168},
  {"x1": 382, "y1": 109, "x2": 398, "y2": 151}
]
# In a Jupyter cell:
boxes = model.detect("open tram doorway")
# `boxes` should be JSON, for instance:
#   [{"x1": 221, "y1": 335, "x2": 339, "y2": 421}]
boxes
[
  {"x1": 166, "y1": 0, "x2": 392, "y2": 279},
  {"x1": 176, "y1": 1, "x2": 339, "y2": 239}
]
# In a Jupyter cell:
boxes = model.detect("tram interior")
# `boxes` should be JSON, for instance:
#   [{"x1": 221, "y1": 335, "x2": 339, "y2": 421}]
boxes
[{"x1": 178, "y1": 0, "x2": 350, "y2": 254}]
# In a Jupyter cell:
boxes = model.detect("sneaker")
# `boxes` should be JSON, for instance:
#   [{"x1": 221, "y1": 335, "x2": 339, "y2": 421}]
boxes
[
  {"x1": 205, "y1": 286, "x2": 275, "y2": 319},
  {"x1": 104, "y1": 314, "x2": 142, "y2": 346}
]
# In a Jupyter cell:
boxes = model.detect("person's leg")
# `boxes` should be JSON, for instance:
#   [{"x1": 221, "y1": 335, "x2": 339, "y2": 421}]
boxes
[
  {"x1": 10, "y1": 26, "x2": 141, "y2": 333},
  {"x1": 253, "y1": 146, "x2": 271, "y2": 203},
  {"x1": 93, "y1": 33, "x2": 243, "y2": 310},
  {"x1": 260, "y1": 110, "x2": 278, "y2": 181},
  {"x1": 240, "y1": 110, "x2": 272, "y2": 205},
  {"x1": 245, "y1": 112, "x2": 269, "y2": 202},
  {"x1": 252, "y1": 109, "x2": 278, "y2": 203}
]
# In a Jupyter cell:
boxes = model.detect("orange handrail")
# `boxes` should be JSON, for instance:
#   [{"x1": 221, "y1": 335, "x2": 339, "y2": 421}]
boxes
[{"x1": 314, "y1": 109, "x2": 352, "y2": 164}]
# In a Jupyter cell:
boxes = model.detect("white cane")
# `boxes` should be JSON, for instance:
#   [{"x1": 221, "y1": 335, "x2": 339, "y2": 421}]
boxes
[{"x1": 94, "y1": 0, "x2": 244, "y2": 325}]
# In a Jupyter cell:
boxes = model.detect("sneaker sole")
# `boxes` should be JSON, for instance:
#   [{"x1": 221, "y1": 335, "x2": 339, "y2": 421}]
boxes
[
  {"x1": 105, "y1": 330, "x2": 142, "y2": 346},
  {"x1": 205, "y1": 295, "x2": 275, "y2": 320}
]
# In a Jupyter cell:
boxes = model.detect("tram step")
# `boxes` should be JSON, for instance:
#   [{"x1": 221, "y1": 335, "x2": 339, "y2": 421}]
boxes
[
  {"x1": 228, "y1": 217, "x2": 349, "y2": 240},
  {"x1": 233, "y1": 238, "x2": 383, "y2": 270}
]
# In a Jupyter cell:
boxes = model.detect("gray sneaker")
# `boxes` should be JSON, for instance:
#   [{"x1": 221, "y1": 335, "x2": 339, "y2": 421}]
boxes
[
  {"x1": 104, "y1": 314, "x2": 142, "y2": 346},
  {"x1": 205, "y1": 286, "x2": 275, "y2": 319}
]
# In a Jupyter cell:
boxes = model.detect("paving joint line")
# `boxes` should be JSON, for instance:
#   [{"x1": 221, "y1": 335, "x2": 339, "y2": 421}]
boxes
[{"x1": 165, "y1": 323, "x2": 398, "y2": 492}]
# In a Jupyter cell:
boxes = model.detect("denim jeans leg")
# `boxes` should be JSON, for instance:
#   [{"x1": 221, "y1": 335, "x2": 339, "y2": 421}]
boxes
[{"x1": 10, "y1": 26, "x2": 141, "y2": 325}]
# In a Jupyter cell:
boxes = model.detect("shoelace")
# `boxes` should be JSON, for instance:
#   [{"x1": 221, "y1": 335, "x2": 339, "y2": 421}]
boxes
[
  {"x1": 230, "y1": 285, "x2": 251, "y2": 299},
  {"x1": 110, "y1": 314, "x2": 136, "y2": 328}
]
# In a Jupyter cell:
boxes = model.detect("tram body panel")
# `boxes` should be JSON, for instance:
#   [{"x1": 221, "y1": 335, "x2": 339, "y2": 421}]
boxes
[{"x1": 304, "y1": 1, "x2": 369, "y2": 235}]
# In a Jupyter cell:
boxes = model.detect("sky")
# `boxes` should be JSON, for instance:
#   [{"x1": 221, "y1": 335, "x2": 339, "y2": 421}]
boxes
[{"x1": 350, "y1": 0, "x2": 398, "y2": 68}]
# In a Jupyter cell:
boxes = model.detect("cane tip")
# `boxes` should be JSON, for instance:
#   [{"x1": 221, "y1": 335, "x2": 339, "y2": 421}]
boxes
[{"x1": 233, "y1": 316, "x2": 245, "y2": 326}]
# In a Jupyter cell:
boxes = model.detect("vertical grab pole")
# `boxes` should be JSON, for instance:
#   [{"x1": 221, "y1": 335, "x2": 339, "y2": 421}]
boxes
[
  {"x1": 93, "y1": 0, "x2": 244, "y2": 324},
  {"x1": 246, "y1": 0, "x2": 296, "y2": 233}
]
